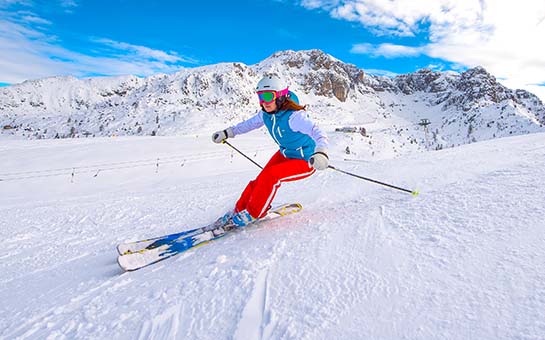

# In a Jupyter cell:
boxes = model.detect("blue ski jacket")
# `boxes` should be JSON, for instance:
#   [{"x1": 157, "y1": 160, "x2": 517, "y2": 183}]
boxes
[{"x1": 230, "y1": 109, "x2": 328, "y2": 161}]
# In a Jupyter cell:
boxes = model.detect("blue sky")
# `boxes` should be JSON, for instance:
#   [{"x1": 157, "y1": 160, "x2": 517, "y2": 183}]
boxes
[{"x1": 1, "y1": 0, "x2": 545, "y2": 100}]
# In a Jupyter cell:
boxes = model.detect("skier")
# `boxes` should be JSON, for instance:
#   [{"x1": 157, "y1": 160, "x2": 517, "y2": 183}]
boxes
[{"x1": 212, "y1": 75, "x2": 329, "y2": 227}]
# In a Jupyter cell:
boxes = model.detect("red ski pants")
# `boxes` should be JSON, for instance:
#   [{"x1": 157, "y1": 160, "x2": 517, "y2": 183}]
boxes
[{"x1": 235, "y1": 151, "x2": 315, "y2": 218}]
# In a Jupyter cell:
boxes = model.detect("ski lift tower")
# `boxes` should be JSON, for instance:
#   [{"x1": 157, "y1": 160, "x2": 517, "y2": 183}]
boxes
[{"x1": 418, "y1": 118, "x2": 431, "y2": 148}]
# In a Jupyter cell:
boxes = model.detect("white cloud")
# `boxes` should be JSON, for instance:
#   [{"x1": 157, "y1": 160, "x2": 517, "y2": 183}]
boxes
[
  {"x1": 0, "y1": 10, "x2": 197, "y2": 83},
  {"x1": 0, "y1": 0, "x2": 33, "y2": 7},
  {"x1": 350, "y1": 42, "x2": 373, "y2": 54},
  {"x1": 352, "y1": 42, "x2": 422, "y2": 58},
  {"x1": 302, "y1": 0, "x2": 545, "y2": 101},
  {"x1": 363, "y1": 68, "x2": 398, "y2": 77},
  {"x1": 92, "y1": 38, "x2": 196, "y2": 64},
  {"x1": 300, "y1": 0, "x2": 340, "y2": 10},
  {"x1": 60, "y1": 0, "x2": 78, "y2": 7},
  {"x1": 59, "y1": 0, "x2": 78, "y2": 13},
  {"x1": 20, "y1": 14, "x2": 51, "y2": 25}
]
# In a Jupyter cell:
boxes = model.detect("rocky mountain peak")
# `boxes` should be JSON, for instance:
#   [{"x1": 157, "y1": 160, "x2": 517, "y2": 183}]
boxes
[
  {"x1": 1, "y1": 49, "x2": 544, "y2": 145},
  {"x1": 267, "y1": 49, "x2": 337, "y2": 68},
  {"x1": 393, "y1": 68, "x2": 445, "y2": 94},
  {"x1": 455, "y1": 66, "x2": 508, "y2": 103},
  {"x1": 260, "y1": 49, "x2": 365, "y2": 102}
]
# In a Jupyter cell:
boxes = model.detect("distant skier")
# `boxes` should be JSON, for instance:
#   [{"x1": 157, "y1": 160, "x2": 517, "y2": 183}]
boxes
[{"x1": 212, "y1": 75, "x2": 329, "y2": 226}]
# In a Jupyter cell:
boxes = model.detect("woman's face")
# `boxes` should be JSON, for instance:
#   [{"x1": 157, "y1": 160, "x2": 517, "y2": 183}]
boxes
[{"x1": 262, "y1": 100, "x2": 277, "y2": 113}]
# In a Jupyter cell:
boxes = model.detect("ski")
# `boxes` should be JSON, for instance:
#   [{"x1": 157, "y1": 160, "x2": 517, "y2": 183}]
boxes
[
  {"x1": 117, "y1": 203, "x2": 302, "y2": 271},
  {"x1": 117, "y1": 203, "x2": 302, "y2": 255},
  {"x1": 117, "y1": 224, "x2": 215, "y2": 255}
]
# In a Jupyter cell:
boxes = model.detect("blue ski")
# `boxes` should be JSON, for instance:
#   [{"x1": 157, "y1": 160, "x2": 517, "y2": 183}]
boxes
[
  {"x1": 117, "y1": 223, "x2": 218, "y2": 255},
  {"x1": 117, "y1": 203, "x2": 302, "y2": 271}
]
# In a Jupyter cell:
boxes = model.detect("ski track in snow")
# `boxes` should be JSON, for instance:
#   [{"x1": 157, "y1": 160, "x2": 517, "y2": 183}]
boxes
[{"x1": 1, "y1": 134, "x2": 545, "y2": 339}]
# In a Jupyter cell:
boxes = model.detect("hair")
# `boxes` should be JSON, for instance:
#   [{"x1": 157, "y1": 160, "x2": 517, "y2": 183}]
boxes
[
  {"x1": 279, "y1": 97, "x2": 306, "y2": 111},
  {"x1": 260, "y1": 95, "x2": 306, "y2": 113}
]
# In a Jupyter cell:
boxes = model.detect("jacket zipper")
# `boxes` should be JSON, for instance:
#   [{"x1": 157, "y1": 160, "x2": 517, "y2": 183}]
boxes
[{"x1": 271, "y1": 114, "x2": 281, "y2": 145}]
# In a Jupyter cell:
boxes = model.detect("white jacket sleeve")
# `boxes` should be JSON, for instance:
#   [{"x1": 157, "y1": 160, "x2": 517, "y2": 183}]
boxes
[
  {"x1": 231, "y1": 111, "x2": 265, "y2": 136},
  {"x1": 288, "y1": 110, "x2": 329, "y2": 149}
]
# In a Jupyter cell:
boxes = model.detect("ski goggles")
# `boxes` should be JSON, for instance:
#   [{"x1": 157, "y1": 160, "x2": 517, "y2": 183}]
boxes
[{"x1": 256, "y1": 88, "x2": 289, "y2": 104}]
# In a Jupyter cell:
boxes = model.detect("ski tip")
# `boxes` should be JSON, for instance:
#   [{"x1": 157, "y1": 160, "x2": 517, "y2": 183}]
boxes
[
  {"x1": 116, "y1": 245, "x2": 124, "y2": 256},
  {"x1": 117, "y1": 256, "x2": 131, "y2": 272},
  {"x1": 411, "y1": 190, "x2": 420, "y2": 197},
  {"x1": 117, "y1": 254, "x2": 147, "y2": 272},
  {"x1": 117, "y1": 244, "x2": 136, "y2": 256}
]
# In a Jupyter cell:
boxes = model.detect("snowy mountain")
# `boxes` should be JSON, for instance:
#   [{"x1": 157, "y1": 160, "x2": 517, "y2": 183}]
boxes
[
  {"x1": 2, "y1": 131, "x2": 545, "y2": 339},
  {"x1": 1, "y1": 49, "x2": 544, "y2": 159}
]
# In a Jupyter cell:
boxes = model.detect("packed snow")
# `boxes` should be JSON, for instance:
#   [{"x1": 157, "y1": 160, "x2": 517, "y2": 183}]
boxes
[{"x1": 1, "y1": 129, "x2": 544, "y2": 339}]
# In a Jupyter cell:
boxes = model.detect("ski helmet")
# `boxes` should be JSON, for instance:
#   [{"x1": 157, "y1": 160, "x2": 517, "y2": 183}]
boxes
[
  {"x1": 256, "y1": 75, "x2": 288, "y2": 93},
  {"x1": 255, "y1": 75, "x2": 290, "y2": 111}
]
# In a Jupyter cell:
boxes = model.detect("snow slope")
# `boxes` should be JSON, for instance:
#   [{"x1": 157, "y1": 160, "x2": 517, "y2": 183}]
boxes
[{"x1": 1, "y1": 131, "x2": 545, "y2": 339}]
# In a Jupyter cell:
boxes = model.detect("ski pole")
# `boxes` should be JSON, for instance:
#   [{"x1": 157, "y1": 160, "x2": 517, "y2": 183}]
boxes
[
  {"x1": 328, "y1": 165, "x2": 419, "y2": 196},
  {"x1": 223, "y1": 140, "x2": 263, "y2": 169},
  {"x1": 222, "y1": 141, "x2": 418, "y2": 196}
]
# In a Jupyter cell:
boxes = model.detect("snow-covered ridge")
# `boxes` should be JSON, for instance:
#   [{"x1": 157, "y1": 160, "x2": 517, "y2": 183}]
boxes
[{"x1": 1, "y1": 49, "x2": 544, "y2": 156}]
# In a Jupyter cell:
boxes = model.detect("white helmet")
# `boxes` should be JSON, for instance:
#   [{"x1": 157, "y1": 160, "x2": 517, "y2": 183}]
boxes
[{"x1": 256, "y1": 75, "x2": 288, "y2": 92}]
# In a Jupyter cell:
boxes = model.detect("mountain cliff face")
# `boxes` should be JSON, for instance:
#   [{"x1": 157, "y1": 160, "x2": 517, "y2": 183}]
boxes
[{"x1": 1, "y1": 49, "x2": 544, "y2": 157}]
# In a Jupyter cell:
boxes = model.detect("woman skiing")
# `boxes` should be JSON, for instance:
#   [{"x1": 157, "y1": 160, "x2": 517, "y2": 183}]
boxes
[{"x1": 212, "y1": 75, "x2": 329, "y2": 227}]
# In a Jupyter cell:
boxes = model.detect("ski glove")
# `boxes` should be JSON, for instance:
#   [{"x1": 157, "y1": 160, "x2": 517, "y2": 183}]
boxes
[
  {"x1": 212, "y1": 128, "x2": 234, "y2": 144},
  {"x1": 309, "y1": 147, "x2": 329, "y2": 170}
]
